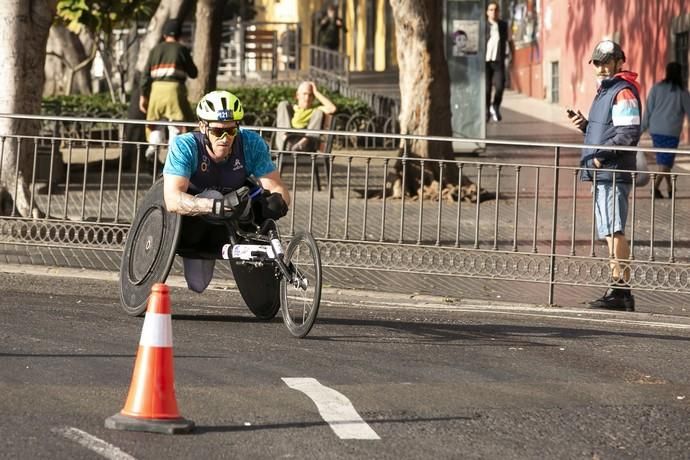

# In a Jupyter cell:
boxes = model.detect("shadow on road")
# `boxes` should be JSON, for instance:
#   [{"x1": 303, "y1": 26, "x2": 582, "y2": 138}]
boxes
[
  {"x1": 305, "y1": 317, "x2": 690, "y2": 346},
  {"x1": 193, "y1": 414, "x2": 478, "y2": 434}
]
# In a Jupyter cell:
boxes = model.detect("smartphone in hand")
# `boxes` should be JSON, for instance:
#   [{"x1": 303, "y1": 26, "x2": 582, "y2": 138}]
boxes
[{"x1": 566, "y1": 108, "x2": 577, "y2": 118}]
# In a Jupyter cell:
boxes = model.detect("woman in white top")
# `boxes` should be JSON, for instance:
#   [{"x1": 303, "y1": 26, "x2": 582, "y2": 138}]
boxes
[{"x1": 641, "y1": 62, "x2": 690, "y2": 198}]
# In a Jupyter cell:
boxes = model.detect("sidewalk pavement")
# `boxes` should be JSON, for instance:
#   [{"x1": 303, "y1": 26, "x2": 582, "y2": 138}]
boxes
[{"x1": 487, "y1": 90, "x2": 583, "y2": 143}]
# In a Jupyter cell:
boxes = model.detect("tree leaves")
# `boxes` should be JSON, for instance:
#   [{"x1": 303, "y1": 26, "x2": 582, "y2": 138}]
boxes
[{"x1": 56, "y1": 0, "x2": 156, "y2": 35}]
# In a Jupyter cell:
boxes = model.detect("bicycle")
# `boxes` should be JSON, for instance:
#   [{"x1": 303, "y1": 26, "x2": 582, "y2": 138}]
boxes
[{"x1": 119, "y1": 178, "x2": 322, "y2": 338}]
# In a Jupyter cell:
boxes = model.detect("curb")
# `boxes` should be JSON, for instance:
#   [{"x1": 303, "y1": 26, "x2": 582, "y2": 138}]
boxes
[
  {"x1": 4, "y1": 263, "x2": 690, "y2": 328},
  {"x1": 0, "y1": 262, "x2": 468, "y2": 305}
]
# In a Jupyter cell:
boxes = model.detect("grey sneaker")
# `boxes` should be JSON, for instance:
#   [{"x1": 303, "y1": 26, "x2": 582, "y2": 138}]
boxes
[{"x1": 145, "y1": 146, "x2": 157, "y2": 162}]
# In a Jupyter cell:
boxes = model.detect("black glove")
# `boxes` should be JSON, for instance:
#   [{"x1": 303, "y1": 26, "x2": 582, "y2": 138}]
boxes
[
  {"x1": 261, "y1": 192, "x2": 288, "y2": 219},
  {"x1": 212, "y1": 186, "x2": 250, "y2": 218}
]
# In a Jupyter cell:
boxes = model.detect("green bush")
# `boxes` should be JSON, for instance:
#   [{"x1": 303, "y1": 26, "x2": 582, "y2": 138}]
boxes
[
  {"x1": 42, "y1": 85, "x2": 374, "y2": 118},
  {"x1": 42, "y1": 94, "x2": 127, "y2": 116},
  {"x1": 220, "y1": 85, "x2": 374, "y2": 117}
]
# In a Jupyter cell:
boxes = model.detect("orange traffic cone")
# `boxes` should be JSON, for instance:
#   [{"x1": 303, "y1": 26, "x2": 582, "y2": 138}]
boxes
[{"x1": 106, "y1": 283, "x2": 194, "y2": 434}]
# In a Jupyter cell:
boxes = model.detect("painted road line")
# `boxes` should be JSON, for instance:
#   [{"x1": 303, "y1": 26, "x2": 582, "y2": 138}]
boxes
[
  {"x1": 282, "y1": 377, "x2": 380, "y2": 440},
  {"x1": 52, "y1": 427, "x2": 136, "y2": 460}
]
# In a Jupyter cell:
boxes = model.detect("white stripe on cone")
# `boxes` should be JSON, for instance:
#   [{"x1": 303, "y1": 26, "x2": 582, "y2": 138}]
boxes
[{"x1": 139, "y1": 312, "x2": 173, "y2": 347}]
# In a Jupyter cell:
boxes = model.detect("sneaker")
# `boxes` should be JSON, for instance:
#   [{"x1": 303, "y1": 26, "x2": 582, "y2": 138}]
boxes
[
  {"x1": 589, "y1": 288, "x2": 635, "y2": 312},
  {"x1": 653, "y1": 188, "x2": 664, "y2": 199},
  {"x1": 489, "y1": 106, "x2": 499, "y2": 122},
  {"x1": 145, "y1": 146, "x2": 157, "y2": 162},
  {"x1": 490, "y1": 105, "x2": 502, "y2": 122}
]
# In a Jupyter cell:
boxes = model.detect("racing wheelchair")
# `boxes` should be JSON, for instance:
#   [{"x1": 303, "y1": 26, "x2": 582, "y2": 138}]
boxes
[{"x1": 119, "y1": 178, "x2": 321, "y2": 338}]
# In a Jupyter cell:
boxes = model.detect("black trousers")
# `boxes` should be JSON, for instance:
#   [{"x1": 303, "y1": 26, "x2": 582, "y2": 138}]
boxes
[
  {"x1": 485, "y1": 60, "x2": 506, "y2": 111},
  {"x1": 179, "y1": 216, "x2": 229, "y2": 254}
]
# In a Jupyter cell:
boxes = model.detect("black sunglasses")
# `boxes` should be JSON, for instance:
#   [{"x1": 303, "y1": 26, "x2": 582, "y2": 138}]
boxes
[{"x1": 206, "y1": 125, "x2": 238, "y2": 137}]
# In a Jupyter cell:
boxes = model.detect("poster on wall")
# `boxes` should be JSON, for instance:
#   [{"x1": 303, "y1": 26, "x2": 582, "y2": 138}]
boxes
[
  {"x1": 451, "y1": 19, "x2": 479, "y2": 57},
  {"x1": 510, "y1": 0, "x2": 540, "y2": 47}
]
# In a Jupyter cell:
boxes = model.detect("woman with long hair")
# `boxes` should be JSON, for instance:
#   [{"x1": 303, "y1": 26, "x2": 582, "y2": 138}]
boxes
[{"x1": 641, "y1": 62, "x2": 690, "y2": 198}]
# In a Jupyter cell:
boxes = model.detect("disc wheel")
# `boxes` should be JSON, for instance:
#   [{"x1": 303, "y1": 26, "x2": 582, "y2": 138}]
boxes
[
  {"x1": 229, "y1": 259, "x2": 281, "y2": 320},
  {"x1": 280, "y1": 231, "x2": 322, "y2": 338}
]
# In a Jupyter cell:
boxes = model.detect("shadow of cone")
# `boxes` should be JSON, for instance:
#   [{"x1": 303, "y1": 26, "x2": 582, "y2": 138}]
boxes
[{"x1": 106, "y1": 283, "x2": 194, "y2": 434}]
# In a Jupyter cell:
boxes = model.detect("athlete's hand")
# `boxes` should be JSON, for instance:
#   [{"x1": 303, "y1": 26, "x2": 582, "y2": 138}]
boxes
[
  {"x1": 261, "y1": 192, "x2": 288, "y2": 219},
  {"x1": 212, "y1": 186, "x2": 250, "y2": 217}
]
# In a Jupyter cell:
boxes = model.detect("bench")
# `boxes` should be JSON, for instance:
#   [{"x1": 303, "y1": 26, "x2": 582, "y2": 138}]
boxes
[
  {"x1": 243, "y1": 29, "x2": 278, "y2": 79},
  {"x1": 276, "y1": 112, "x2": 335, "y2": 192}
]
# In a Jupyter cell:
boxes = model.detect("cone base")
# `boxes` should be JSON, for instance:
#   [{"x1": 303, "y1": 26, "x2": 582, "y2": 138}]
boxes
[{"x1": 105, "y1": 413, "x2": 194, "y2": 434}]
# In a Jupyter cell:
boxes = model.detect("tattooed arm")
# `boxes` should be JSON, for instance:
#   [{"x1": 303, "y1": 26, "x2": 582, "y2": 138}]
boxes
[{"x1": 163, "y1": 174, "x2": 213, "y2": 216}]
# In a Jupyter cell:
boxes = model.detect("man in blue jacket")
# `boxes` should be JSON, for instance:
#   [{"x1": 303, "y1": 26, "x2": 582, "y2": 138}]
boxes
[{"x1": 568, "y1": 40, "x2": 641, "y2": 312}]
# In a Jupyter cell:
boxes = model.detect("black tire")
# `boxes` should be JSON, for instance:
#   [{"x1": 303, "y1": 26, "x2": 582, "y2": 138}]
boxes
[
  {"x1": 280, "y1": 231, "x2": 322, "y2": 338},
  {"x1": 119, "y1": 179, "x2": 180, "y2": 316}
]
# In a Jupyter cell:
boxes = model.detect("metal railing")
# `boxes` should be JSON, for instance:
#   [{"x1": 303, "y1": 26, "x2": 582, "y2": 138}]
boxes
[
  {"x1": 1, "y1": 114, "x2": 690, "y2": 306},
  {"x1": 308, "y1": 45, "x2": 350, "y2": 89}
]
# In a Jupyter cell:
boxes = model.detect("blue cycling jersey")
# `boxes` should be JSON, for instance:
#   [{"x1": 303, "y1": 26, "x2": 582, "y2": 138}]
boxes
[{"x1": 163, "y1": 128, "x2": 276, "y2": 181}]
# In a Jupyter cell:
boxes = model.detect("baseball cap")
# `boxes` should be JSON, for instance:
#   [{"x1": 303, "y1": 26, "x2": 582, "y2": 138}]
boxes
[
  {"x1": 589, "y1": 40, "x2": 625, "y2": 64},
  {"x1": 162, "y1": 19, "x2": 181, "y2": 38}
]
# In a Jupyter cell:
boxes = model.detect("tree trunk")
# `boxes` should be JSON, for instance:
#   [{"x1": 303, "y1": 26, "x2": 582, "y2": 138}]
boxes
[
  {"x1": 188, "y1": 0, "x2": 224, "y2": 102},
  {"x1": 0, "y1": 0, "x2": 57, "y2": 217},
  {"x1": 97, "y1": 39, "x2": 119, "y2": 102},
  {"x1": 44, "y1": 23, "x2": 92, "y2": 96},
  {"x1": 387, "y1": 0, "x2": 468, "y2": 201},
  {"x1": 389, "y1": 0, "x2": 452, "y2": 160}
]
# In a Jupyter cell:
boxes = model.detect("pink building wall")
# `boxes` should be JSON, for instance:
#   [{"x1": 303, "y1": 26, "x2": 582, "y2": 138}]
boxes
[{"x1": 539, "y1": 0, "x2": 686, "y2": 112}]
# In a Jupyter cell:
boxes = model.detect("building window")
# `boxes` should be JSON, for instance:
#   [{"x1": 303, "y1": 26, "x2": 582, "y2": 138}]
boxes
[
  {"x1": 550, "y1": 61, "x2": 559, "y2": 103},
  {"x1": 675, "y1": 31, "x2": 689, "y2": 87}
]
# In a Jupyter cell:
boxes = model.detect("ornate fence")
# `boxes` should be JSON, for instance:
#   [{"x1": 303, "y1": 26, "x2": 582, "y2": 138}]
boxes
[{"x1": 2, "y1": 114, "x2": 690, "y2": 305}]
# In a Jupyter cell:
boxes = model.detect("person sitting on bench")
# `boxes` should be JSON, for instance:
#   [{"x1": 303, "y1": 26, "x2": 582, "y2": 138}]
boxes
[{"x1": 275, "y1": 81, "x2": 336, "y2": 152}]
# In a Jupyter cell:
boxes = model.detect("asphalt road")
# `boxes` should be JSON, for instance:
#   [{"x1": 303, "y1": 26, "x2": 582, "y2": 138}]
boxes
[{"x1": 2, "y1": 271, "x2": 690, "y2": 459}]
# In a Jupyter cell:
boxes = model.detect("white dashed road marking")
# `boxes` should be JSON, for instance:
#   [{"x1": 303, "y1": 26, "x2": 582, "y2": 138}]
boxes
[
  {"x1": 52, "y1": 427, "x2": 136, "y2": 460},
  {"x1": 282, "y1": 377, "x2": 380, "y2": 440}
]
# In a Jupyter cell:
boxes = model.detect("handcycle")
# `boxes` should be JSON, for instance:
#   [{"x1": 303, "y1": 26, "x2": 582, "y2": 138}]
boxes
[{"x1": 119, "y1": 178, "x2": 322, "y2": 338}]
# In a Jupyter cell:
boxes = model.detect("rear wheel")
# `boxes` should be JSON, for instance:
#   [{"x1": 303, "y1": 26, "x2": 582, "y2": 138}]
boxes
[
  {"x1": 119, "y1": 179, "x2": 180, "y2": 316},
  {"x1": 280, "y1": 231, "x2": 321, "y2": 338}
]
